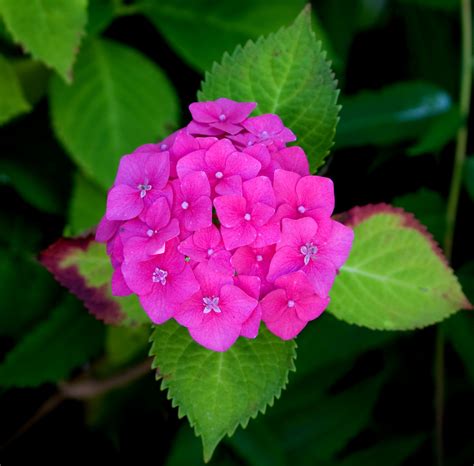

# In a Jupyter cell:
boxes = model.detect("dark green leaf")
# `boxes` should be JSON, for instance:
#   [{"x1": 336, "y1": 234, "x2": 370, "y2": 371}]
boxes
[
  {"x1": 0, "y1": 0, "x2": 88, "y2": 82},
  {"x1": 0, "y1": 295, "x2": 104, "y2": 387},
  {"x1": 86, "y1": 0, "x2": 116, "y2": 35},
  {"x1": 464, "y1": 156, "x2": 474, "y2": 201},
  {"x1": 12, "y1": 58, "x2": 51, "y2": 106},
  {"x1": 200, "y1": 7, "x2": 339, "y2": 171},
  {"x1": 49, "y1": 38, "x2": 179, "y2": 189},
  {"x1": 337, "y1": 81, "x2": 452, "y2": 148}
]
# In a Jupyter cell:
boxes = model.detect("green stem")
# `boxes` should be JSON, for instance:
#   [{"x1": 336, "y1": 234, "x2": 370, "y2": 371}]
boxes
[{"x1": 436, "y1": 1, "x2": 472, "y2": 465}]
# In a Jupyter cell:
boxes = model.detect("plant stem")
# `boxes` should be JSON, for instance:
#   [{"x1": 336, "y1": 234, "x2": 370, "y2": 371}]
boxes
[{"x1": 435, "y1": 1, "x2": 472, "y2": 465}]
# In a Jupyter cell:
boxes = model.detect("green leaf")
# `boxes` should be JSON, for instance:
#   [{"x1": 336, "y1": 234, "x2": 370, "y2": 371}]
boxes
[
  {"x1": 0, "y1": 53, "x2": 30, "y2": 125},
  {"x1": 40, "y1": 235, "x2": 150, "y2": 326},
  {"x1": 150, "y1": 320, "x2": 296, "y2": 461},
  {"x1": 464, "y1": 156, "x2": 474, "y2": 201},
  {"x1": 0, "y1": 158, "x2": 64, "y2": 214},
  {"x1": 86, "y1": 0, "x2": 116, "y2": 35},
  {"x1": 408, "y1": 106, "x2": 461, "y2": 156},
  {"x1": 12, "y1": 58, "x2": 51, "y2": 106},
  {"x1": 67, "y1": 172, "x2": 106, "y2": 236},
  {"x1": 333, "y1": 435, "x2": 425, "y2": 466},
  {"x1": 398, "y1": 0, "x2": 458, "y2": 11},
  {"x1": 49, "y1": 38, "x2": 179, "y2": 189},
  {"x1": 199, "y1": 6, "x2": 339, "y2": 171},
  {"x1": 393, "y1": 188, "x2": 446, "y2": 243},
  {"x1": 141, "y1": 0, "x2": 306, "y2": 72},
  {"x1": 0, "y1": 0, "x2": 87, "y2": 82},
  {"x1": 336, "y1": 81, "x2": 452, "y2": 148},
  {"x1": 105, "y1": 325, "x2": 150, "y2": 368},
  {"x1": 0, "y1": 295, "x2": 104, "y2": 387},
  {"x1": 330, "y1": 204, "x2": 471, "y2": 330}
]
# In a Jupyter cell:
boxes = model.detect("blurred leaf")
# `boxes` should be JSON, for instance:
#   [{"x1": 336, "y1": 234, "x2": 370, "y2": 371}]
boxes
[
  {"x1": 269, "y1": 370, "x2": 389, "y2": 463},
  {"x1": 408, "y1": 106, "x2": 461, "y2": 156},
  {"x1": 0, "y1": 0, "x2": 87, "y2": 82},
  {"x1": 0, "y1": 158, "x2": 64, "y2": 214},
  {"x1": 0, "y1": 53, "x2": 30, "y2": 125},
  {"x1": 333, "y1": 435, "x2": 425, "y2": 466},
  {"x1": 105, "y1": 325, "x2": 150, "y2": 368},
  {"x1": 393, "y1": 188, "x2": 446, "y2": 243},
  {"x1": 200, "y1": 7, "x2": 339, "y2": 171},
  {"x1": 67, "y1": 172, "x2": 106, "y2": 236},
  {"x1": 150, "y1": 321, "x2": 296, "y2": 461},
  {"x1": 0, "y1": 295, "x2": 104, "y2": 387},
  {"x1": 356, "y1": 0, "x2": 389, "y2": 30},
  {"x1": 12, "y1": 58, "x2": 51, "y2": 106},
  {"x1": 40, "y1": 235, "x2": 150, "y2": 326},
  {"x1": 330, "y1": 204, "x2": 470, "y2": 329},
  {"x1": 398, "y1": 0, "x2": 458, "y2": 11},
  {"x1": 141, "y1": 0, "x2": 307, "y2": 72},
  {"x1": 86, "y1": 0, "x2": 116, "y2": 35},
  {"x1": 464, "y1": 156, "x2": 474, "y2": 201},
  {"x1": 49, "y1": 38, "x2": 179, "y2": 189},
  {"x1": 295, "y1": 313, "x2": 398, "y2": 380},
  {"x1": 337, "y1": 81, "x2": 452, "y2": 148}
]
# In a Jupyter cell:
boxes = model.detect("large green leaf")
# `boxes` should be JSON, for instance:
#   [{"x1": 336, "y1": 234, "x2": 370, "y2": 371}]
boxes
[
  {"x1": 330, "y1": 204, "x2": 471, "y2": 329},
  {"x1": 199, "y1": 6, "x2": 339, "y2": 171},
  {"x1": 150, "y1": 320, "x2": 296, "y2": 461},
  {"x1": 393, "y1": 188, "x2": 446, "y2": 244},
  {"x1": 336, "y1": 81, "x2": 452, "y2": 148},
  {"x1": 0, "y1": 295, "x2": 104, "y2": 387},
  {"x1": 0, "y1": 0, "x2": 87, "y2": 82},
  {"x1": 0, "y1": 53, "x2": 30, "y2": 125},
  {"x1": 40, "y1": 235, "x2": 150, "y2": 326},
  {"x1": 49, "y1": 38, "x2": 179, "y2": 189},
  {"x1": 141, "y1": 0, "x2": 306, "y2": 72}
]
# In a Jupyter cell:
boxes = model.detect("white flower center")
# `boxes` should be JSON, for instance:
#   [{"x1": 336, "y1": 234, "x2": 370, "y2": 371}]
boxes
[
  {"x1": 160, "y1": 143, "x2": 168, "y2": 151},
  {"x1": 215, "y1": 171, "x2": 224, "y2": 179},
  {"x1": 260, "y1": 130, "x2": 269, "y2": 140},
  {"x1": 298, "y1": 205, "x2": 306, "y2": 214},
  {"x1": 244, "y1": 213, "x2": 251, "y2": 221},
  {"x1": 181, "y1": 201, "x2": 189, "y2": 210},
  {"x1": 256, "y1": 255, "x2": 263, "y2": 262},
  {"x1": 287, "y1": 300, "x2": 295, "y2": 308},
  {"x1": 203, "y1": 296, "x2": 221, "y2": 314},
  {"x1": 207, "y1": 248, "x2": 214, "y2": 256},
  {"x1": 218, "y1": 113, "x2": 227, "y2": 121},
  {"x1": 152, "y1": 267, "x2": 168, "y2": 285},
  {"x1": 138, "y1": 183, "x2": 152, "y2": 198},
  {"x1": 300, "y1": 242, "x2": 318, "y2": 266}
]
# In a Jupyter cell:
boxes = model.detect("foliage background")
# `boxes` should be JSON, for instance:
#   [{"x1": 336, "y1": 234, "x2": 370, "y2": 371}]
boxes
[{"x1": 0, "y1": 0, "x2": 473, "y2": 465}]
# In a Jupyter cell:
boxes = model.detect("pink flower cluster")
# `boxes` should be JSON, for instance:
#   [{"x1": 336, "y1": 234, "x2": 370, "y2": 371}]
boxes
[{"x1": 96, "y1": 98, "x2": 353, "y2": 352}]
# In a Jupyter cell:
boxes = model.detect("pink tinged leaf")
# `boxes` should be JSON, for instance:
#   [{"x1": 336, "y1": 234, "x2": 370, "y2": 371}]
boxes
[
  {"x1": 106, "y1": 184, "x2": 143, "y2": 220},
  {"x1": 243, "y1": 176, "x2": 276, "y2": 208},
  {"x1": 188, "y1": 316, "x2": 242, "y2": 352},
  {"x1": 272, "y1": 147, "x2": 310, "y2": 176},
  {"x1": 39, "y1": 236, "x2": 124, "y2": 324},
  {"x1": 112, "y1": 267, "x2": 132, "y2": 296},
  {"x1": 214, "y1": 195, "x2": 247, "y2": 227},
  {"x1": 296, "y1": 175, "x2": 335, "y2": 217}
]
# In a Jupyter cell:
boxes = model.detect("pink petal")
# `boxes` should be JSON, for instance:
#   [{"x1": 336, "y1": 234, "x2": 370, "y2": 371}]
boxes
[
  {"x1": 121, "y1": 258, "x2": 156, "y2": 296},
  {"x1": 139, "y1": 286, "x2": 175, "y2": 324},
  {"x1": 111, "y1": 267, "x2": 132, "y2": 296},
  {"x1": 217, "y1": 98, "x2": 256, "y2": 122},
  {"x1": 174, "y1": 292, "x2": 205, "y2": 328},
  {"x1": 296, "y1": 176, "x2": 334, "y2": 217},
  {"x1": 295, "y1": 294, "x2": 329, "y2": 322},
  {"x1": 214, "y1": 195, "x2": 246, "y2": 227},
  {"x1": 184, "y1": 195, "x2": 212, "y2": 231},
  {"x1": 176, "y1": 149, "x2": 206, "y2": 178},
  {"x1": 215, "y1": 174, "x2": 243, "y2": 196},
  {"x1": 304, "y1": 259, "x2": 337, "y2": 296},
  {"x1": 253, "y1": 222, "x2": 281, "y2": 248},
  {"x1": 250, "y1": 202, "x2": 276, "y2": 226},
  {"x1": 243, "y1": 176, "x2": 275, "y2": 207},
  {"x1": 181, "y1": 171, "x2": 211, "y2": 201},
  {"x1": 225, "y1": 152, "x2": 261, "y2": 180},
  {"x1": 189, "y1": 101, "x2": 221, "y2": 123},
  {"x1": 272, "y1": 147, "x2": 310, "y2": 176},
  {"x1": 220, "y1": 222, "x2": 257, "y2": 250},
  {"x1": 187, "y1": 121, "x2": 223, "y2": 136},
  {"x1": 194, "y1": 262, "x2": 233, "y2": 296},
  {"x1": 219, "y1": 284, "x2": 258, "y2": 325},
  {"x1": 189, "y1": 317, "x2": 241, "y2": 352},
  {"x1": 212, "y1": 121, "x2": 244, "y2": 135},
  {"x1": 114, "y1": 152, "x2": 148, "y2": 186},
  {"x1": 267, "y1": 246, "x2": 304, "y2": 282},
  {"x1": 145, "y1": 197, "x2": 171, "y2": 230},
  {"x1": 319, "y1": 220, "x2": 355, "y2": 269},
  {"x1": 145, "y1": 152, "x2": 170, "y2": 190},
  {"x1": 96, "y1": 216, "x2": 120, "y2": 242},
  {"x1": 273, "y1": 169, "x2": 300, "y2": 207},
  {"x1": 106, "y1": 184, "x2": 142, "y2": 220},
  {"x1": 260, "y1": 288, "x2": 288, "y2": 323},
  {"x1": 265, "y1": 310, "x2": 307, "y2": 340},
  {"x1": 279, "y1": 217, "x2": 318, "y2": 250},
  {"x1": 240, "y1": 304, "x2": 262, "y2": 339},
  {"x1": 244, "y1": 143, "x2": 271, "y2": 170}
]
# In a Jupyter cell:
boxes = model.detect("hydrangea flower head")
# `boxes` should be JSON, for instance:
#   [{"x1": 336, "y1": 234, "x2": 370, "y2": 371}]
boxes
[{"x1": 96, "y1": 98, "x2": 353, "y2": 350}]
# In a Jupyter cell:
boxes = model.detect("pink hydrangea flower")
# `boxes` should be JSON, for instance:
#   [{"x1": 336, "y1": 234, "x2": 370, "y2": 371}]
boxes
[
  {"x1": 178, "y1": 225, "x2": 232, "y2": 273},
  {"x1": 214, "y1": 176, "x2": 280, "y2": 250},
  {"x1": 121, "y1": 238, "x2": 199, "y2": 324},
  {"x1": 261, "y1": 271, "x2": 329, "y2": 340},
  {"x1": 120, "y1": 197, "x2": 180, "y2": 262},
  {"x1": 272, "y1": 147, "x2": 310, "y2": 177},
  {"x1": 231, "y1": 245, "x2": 275, "y2": 297},
  {"x1": 267, "y1": 217, "x2": 354, "y2": 296},
  {"x1": 177, "y1": 139, "x2": 261, "y2": 196},
  {"x1": 174, "y1": 264, "x2": 258, "y2": 351},
  {"x1": 273, "y1": 169, "x2": 334, "y2": 222},
  {"x1": 188, "y1": 98, "x2": 256, "y2": 136},
  {"x1": 106, "y1": 149, "x2": 170, "y2": 220},
  {"x1": 172, "y1": 171, "x2": 212, "y2": 233},
  {"x1": 233, "y1": 274, "x2": 262, "y2": 339},
  {"x1": 242, "y1": 114, "x2": 296, "y2": 149}
]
